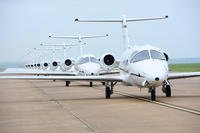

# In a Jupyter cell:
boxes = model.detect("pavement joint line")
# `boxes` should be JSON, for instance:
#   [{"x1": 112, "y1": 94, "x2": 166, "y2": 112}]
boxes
[
  {"x1": 69, "y1": 110, "x2": 99, "y2": 133},
  {"x1": 29, "y1": 80, "x2": 98, "y2": 133},
  {"x1": 114, "y1": 90, "x2": 200, "y2": 116},
  {"x1": 52, "y1": 100, "x2": 98, "y2": 133}
]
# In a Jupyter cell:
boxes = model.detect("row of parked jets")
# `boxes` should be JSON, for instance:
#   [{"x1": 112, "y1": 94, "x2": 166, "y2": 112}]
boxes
[{"x1": 1, "y1": 15, "x2": 200, "y2": 101}]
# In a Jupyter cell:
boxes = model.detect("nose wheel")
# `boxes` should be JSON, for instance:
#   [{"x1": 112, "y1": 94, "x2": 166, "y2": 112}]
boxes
[
  {"x1": 89, "y1": 82, "x2": 93, "y2": 87},
  {"x1": 105, "y1": 82, "x2": 116, "y2": 99},
  {"x1": 65, "y1": 81, "x2": 70, "y2": 86},
  {"x1": 105, "y1": 86, "x2": 111, "y2": 98}
]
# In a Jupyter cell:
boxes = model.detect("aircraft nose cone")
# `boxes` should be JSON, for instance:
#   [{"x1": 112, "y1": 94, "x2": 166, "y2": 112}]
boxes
[
  {"x1": 82, "y1": 63, "x2": 101, "y2": 75},
  {"x1": 143, "y1": 64, "x2": 168, "y2": 87}
]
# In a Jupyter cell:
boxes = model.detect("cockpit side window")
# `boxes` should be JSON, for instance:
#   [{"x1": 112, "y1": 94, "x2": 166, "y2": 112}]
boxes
[
  {"x1": 150, "y1": 50, "x2": 165, "y2": 60},
  {"x1": 130, "y1": 50, "x2": 150, "y2": 63}
]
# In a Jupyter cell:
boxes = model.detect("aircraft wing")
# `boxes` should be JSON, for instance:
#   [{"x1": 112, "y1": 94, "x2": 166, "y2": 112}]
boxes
[
  {"x1": 0, "y1": 68, "x2": 78, "y2": 76},
  {"x1": 99, "y1": 69, "x2": 120, "y2": 75},
  {"x1": 168, "y1": 72, "x2": 200, "y2": 80},
  {"x1": 0, "y1": 75, "x2": 123, "y2": 82}
]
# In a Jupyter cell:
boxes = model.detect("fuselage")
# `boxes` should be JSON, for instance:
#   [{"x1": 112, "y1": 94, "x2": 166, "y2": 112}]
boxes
[
  {"x1": 75, "y1": 54, "x2": 101, "y2": 75},
  {"x1": 119, "y1": 45, "x2": 168, "y2": 88}
]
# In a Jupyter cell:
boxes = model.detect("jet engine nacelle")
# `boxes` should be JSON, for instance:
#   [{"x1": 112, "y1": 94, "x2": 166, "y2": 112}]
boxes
[
  {"x1": 100, "y1": 53, "x2": 116, "y2": 71},
  {"x1": 36, "y1": 63, "x2": 42, "y2": 69},
  {"x1": 60, "y1": 58, "x2": 74, "y2": 71},
  {"x1": 51, "y1": 60, "x2": 59, "y2": 70},
  {"x1": 42, "y1": 62, "x2": 49, "y2": 70}
]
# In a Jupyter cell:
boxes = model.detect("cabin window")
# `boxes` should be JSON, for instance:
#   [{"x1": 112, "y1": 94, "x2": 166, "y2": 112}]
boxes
[
  {"x1": 150, "y1": 50, "x2": 165, "y2": 60},
  {"x1": 130, "y1": 50, "x2": 150, "y2": 63}
]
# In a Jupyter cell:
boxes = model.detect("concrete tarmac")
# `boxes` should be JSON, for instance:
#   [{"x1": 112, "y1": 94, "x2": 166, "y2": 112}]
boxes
[{"x1": 0, "y1": 77, "x2": 199, "y2": 133}]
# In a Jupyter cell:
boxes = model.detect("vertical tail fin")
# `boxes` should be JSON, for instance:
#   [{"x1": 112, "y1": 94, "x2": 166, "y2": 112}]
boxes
[
  {"x1": 75, "y1": 15, "x2": 168, "y2": 51},
  {"x1": 48, "y1": 34, "x2": 109, "y2": 56}
]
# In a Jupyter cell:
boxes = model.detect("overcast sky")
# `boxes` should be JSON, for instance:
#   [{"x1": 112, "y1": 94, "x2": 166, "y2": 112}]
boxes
[{"x1": 0, "y1": 0, "x2": 200, "y2": 63}]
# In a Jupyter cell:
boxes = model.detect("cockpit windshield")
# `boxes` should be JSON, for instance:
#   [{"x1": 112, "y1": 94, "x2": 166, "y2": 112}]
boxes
[
  {"x1": 79, "y1": 57, "x2": 99, "y2": 64},
  {"x1": 90, "y1": 57, "x2": 98, "y2": 63},
  {"x1": 130, "y1": 50, "x2": 150, "y2": 63},
  {"x1": 150, "y1": 50, "x2": 165, "y2": 60},
  {"x1": 79, "y1": 57, "x2": 90, "y2": 64}
]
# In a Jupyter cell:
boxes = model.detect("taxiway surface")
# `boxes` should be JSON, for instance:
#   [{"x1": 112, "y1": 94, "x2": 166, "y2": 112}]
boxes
[{"x1": 0, "y1": 77, "x2": 199, "y2": 133}]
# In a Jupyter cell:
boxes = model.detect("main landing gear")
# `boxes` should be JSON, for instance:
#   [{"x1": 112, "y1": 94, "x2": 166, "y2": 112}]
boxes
[
  {"x1": 89, "y1": 82, "x2": 93, "y2": 87},
  {"x1": 162, "y1": 84, "x2": 171, "y2": 97},
  {"x1": 148, "y1": 84, "x2": 171, "y2": 101},
  {"x1": 65, "y1": 81, "x2": 70, "y2": 87},
  {"x1": 105, "y1": 82, "x2": 117, "y2": 99}
]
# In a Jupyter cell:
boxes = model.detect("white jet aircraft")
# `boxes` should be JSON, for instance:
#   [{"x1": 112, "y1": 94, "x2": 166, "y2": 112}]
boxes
[
  {"x1": 48, "y1": 34, "x2": 117, "y2": 74},
  {"x1": 1, "y1": 34, "x2": 118, "y2": 87},
  {"x1": 48, "y1": 34, "x2": 119, "y2": 86},
  {"x1": 1, "y1": 15, "x2": 200, "y2": 101}
]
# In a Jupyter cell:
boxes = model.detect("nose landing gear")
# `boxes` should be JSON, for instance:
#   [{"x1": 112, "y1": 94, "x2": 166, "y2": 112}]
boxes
[
  {"x1": 105, "y1": 81, "x2": 117, "y2": 99},
  {"x1": 89, "y1": 82, "x2": 93, "y2": 87},
  {"x1": 162, "y1": 84, "x2": 171, "y2": 97},
  {"x1": 65, "y1": 81, "x2": 70, "y2": 86}
]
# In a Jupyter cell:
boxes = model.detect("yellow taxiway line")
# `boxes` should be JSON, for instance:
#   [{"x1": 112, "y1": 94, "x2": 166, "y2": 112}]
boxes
[{"x1": 114, "y1": 91, "x2": 200, "y2": 116}]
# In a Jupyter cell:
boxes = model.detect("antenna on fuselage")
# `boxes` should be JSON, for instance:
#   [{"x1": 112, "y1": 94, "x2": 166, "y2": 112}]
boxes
[
  {"x1": 48, "y1": 34, "x2": 108, "y2": 56},
  {"x1": 75, "y1": 15, "x2": 168, "y2": 50}
]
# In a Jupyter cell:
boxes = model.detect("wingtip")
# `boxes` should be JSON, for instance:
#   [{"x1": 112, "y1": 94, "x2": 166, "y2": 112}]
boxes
[
  {"x1": 48, "y1": 35, "x2": 52, "y2": 38},
  {"x1": 165, "y1": 15, "x2": 169, "y2": 18}
]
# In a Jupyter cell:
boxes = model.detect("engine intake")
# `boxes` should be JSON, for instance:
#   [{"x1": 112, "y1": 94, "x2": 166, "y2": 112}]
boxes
[
  {"x1": 65, "y1": 59, "x2": 72, "y2": 66},
  {"x1": 100, "y1": 53, "x2": 116, "y2": 71},
  {"x1": 103, "y1": 54, "x2": 115, "y2": 66},
  {"x1": 52, "y1": 61, "x2": 58, "y2": 66},
  {"x1": 44, "y1": 62, "x2": 48, "y2": 67}
]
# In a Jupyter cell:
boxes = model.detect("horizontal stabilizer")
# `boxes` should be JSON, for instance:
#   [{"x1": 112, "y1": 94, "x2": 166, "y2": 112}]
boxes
[
  {"x1": 75, "y1": 16, "x2": 168, "y2": 23},
  {"x1": 49, "y1": 34, "x2": 109, "y2": 39}
]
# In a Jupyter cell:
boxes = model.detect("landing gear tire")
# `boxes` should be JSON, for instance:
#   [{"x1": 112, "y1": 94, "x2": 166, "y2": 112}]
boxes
[
  {"x1": 65, "y1": 81, "x2": 70, "y2": 87},
  {"x1": 151, "y1": 89, "x2": 156, "y2": 101},
  {"x1": 89, "y1": 82, "x2": 93, "y2": 87},
  {"x1": 165, "y1": 85, "x2": 171, "y2": 97},
  {"x1": 102, "y1": 82, "x2": 105, "y2": 85},
  {"x1": 105, "y1": 86, "x2": 111, "y2": 99}
]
